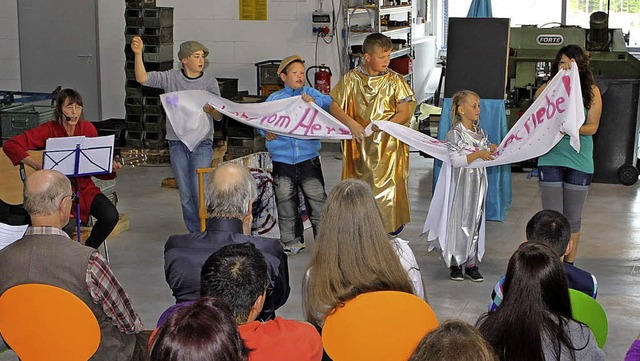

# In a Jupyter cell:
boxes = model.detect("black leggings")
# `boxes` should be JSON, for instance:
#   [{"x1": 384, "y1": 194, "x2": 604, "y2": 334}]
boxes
[{"x1": 85, "y1": 193, "x2": 119, "y2": 249}]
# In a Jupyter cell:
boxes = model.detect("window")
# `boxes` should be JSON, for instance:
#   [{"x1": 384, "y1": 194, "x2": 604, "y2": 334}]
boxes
[
  {"x1": 440, "y1": 0, "x2": 638, "y2": 49},
  {"x1": 492, "y1": 0, "x2": 562, "y2": 27},
  {"x1": 566, "y1": 0, "x2": 640, "y2": 47},
  {"x1": 443, "y1": 0, "x2": 562, "y2": 47}
]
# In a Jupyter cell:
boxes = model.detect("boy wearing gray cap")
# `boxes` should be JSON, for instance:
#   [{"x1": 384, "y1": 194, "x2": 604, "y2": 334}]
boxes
[{"x1": 131, "y1": 36, "x2": 223, "y2": 233}]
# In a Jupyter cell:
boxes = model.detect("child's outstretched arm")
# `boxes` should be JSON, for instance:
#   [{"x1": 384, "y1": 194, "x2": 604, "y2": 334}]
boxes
[{"x1": 329, "y1": 103, "x2": 366, "y2": 142}]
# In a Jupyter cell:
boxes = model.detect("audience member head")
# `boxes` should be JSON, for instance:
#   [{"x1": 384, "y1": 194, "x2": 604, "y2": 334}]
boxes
[
  {"x1": 303, "y1": 178, "x2": 413, "y2": 326},
  {"x1": 23, "y1": 169, "x2": 73, "y2": 228},
  {"x1": 526, "y1": 209, "x2": 572, "y2": 258},
  {"x1": 206, "y1": 163, "x2": 257, "y2": 231},
  {"x1": 200, "y1": 243, "x2": 269, "y2": 324},
  {"x1": 477, "y1": 242, "x2": 575, "y2": 361},
  {"x1": 409, "y1": 319, "x2": 497, "y2": 361},
  {"x1": 148, "y1": 296, "x2": 249, "y2": 361}
]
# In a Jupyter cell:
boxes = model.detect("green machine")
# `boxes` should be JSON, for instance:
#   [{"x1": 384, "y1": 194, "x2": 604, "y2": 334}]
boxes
[{"x1": 506, "y1": 12, "x2": 640, "y2": 184}]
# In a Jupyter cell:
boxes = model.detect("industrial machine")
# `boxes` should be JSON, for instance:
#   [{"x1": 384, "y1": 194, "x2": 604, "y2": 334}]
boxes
[{"x1": 506, "y1": 11, "x2": 640, "y2": 184}]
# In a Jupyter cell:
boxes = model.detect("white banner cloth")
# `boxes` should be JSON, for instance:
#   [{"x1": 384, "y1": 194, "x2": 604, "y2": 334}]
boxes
[
  {"x1": 374, "y1": 65, "x2": 584, "y2": 167},
  {"x1": 160, "y1": 91, "x2": 213, "y2": 151},
  {"x1": 160, "y1": 67, "x2": 582, "y2": 163},
  {"x1": 160, "y1": 90, "x2": 353, "y2": 151}
]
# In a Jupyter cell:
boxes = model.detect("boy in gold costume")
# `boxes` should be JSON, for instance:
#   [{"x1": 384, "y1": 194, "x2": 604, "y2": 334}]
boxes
[{"x1": 330, "y1": 33, "x2": 416, "y2": 234}]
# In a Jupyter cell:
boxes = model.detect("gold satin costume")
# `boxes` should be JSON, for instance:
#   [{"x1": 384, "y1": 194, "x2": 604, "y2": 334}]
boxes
[{"x1": 330, "y1": 68, "x2": 416, "y2": 233}]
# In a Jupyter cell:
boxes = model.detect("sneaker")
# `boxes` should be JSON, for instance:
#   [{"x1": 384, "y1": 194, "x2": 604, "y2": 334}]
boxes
[
  {"x1": 284, "y1": 241, "x2": 305, "y2": 256},
  {"x1": 450, "y1": 266, "x2": 464, "y2": 281},
  {"x1": 389, "y1": 224, "x2": 405, "y2": 237},
  {"x1": 465, "y1": 266, "x2": 484, "y2": 282}
]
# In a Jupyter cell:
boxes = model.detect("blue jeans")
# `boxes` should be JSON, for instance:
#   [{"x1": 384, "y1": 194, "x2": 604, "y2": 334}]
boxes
[
  {"x1": 169, "y1": 139, "x2": 213, "y2": 233},
  {"x1": 272, "y1": 157, "x2": 327, "y2": 245},
  {"x1": 538, "y1": 166, "x2": 593, "y2": 185}
]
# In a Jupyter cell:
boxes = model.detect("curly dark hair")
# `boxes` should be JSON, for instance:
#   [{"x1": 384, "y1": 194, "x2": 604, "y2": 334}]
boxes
[{"x1": 550, "y1": 45, "x2": 596, "y2": 109}]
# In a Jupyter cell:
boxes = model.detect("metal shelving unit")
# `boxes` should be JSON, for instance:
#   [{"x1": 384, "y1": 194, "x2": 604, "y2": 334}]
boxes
[{"x1": 343, "y1": 1, "x2": 414, "y2": 84}]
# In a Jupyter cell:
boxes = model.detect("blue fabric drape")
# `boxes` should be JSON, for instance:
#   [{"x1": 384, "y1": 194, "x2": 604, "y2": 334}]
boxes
[
  {"x1": 433, "y1": 98, "x2": 511, "y2": 221},
  {"x1": 467, "y1": 0, "x2": 493, "y2": 17}
]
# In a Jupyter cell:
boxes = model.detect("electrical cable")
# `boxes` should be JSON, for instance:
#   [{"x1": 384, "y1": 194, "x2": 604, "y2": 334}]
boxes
[
  {"x1": 315, "y1": 32, "x2": 320, "y2": 68},
  {"x1": 335, "y1": 0, "x2": 343, "y2": 71}
]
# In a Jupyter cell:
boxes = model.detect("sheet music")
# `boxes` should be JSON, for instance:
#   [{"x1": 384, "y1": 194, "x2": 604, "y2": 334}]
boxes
[
  {"x1": 44, "y1": 135, "x2": 115, "y2": 176},
  {"x1": 0, "y1": 223, "x2": 28, "y2": 250}
]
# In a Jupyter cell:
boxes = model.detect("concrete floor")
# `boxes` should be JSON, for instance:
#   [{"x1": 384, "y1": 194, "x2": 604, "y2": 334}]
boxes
[{"x1": 2, "y1": 150, "x2": 639, "y2": 360}]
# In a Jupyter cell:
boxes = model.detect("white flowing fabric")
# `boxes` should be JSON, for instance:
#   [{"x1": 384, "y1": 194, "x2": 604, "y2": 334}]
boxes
[{"x1": 160, "y1": 90, "x2": 213, "y2": 151}]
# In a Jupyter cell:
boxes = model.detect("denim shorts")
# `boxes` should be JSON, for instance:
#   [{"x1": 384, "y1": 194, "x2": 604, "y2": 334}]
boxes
[{"x1": 538, "y1": 166, "x2": 593, "y2": 186}]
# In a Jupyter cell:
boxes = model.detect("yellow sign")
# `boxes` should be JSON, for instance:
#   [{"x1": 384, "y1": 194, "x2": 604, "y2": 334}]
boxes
[{"x1": 239, "y1": 0, "x2": 267, "y2": 21}]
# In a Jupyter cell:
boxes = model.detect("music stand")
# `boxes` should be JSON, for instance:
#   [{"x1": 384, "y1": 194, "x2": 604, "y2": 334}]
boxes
[{"x1": 43, "y1": 135, "x2": 115, "y2": 244}]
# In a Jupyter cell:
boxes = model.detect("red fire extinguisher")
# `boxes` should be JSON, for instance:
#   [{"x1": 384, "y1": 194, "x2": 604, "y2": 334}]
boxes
[{"x1": 306, "y1": 64, "x2": 332, "y2": 95}]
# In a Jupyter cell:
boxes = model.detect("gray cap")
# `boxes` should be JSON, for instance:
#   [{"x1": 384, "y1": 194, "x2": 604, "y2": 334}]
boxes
[{"x1": 178, "y1": 41, "x2": 209, "y2": 60}]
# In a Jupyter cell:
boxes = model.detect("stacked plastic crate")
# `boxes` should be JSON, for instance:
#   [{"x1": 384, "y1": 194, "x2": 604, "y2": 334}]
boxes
[{"x1": 124, "y1": 0, "x2": 173, "y2": 150}]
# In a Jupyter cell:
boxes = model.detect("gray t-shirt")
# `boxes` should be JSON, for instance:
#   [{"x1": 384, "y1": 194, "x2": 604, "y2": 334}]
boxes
[
  {"x1": 144, "y1": 69, "x2": 220, "y2": 141},
  {"x1": 542, "y1": 318, "x2": 605, "y2": 361}
]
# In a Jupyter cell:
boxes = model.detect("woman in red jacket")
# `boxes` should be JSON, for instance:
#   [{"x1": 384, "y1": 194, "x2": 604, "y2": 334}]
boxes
[{"x1": 3, "y1": 88, "x2": 121, "y2": 249}]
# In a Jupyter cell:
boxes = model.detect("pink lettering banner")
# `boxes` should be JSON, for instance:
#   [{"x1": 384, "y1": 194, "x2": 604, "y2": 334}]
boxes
[
  {"x1": 160, "y1": 90, "x2": 352, "y2": 151},
  {"x1": 161, "y1": 65, "x2": 582, "y2": 161},
  {"x1": 375, "y1": 65, "x2": 584, "y2": 168}
]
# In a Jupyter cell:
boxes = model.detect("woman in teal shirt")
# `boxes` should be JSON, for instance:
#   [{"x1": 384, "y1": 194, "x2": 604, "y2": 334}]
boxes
[{"x1": 535, "y1": 45, "x2": 602, "y2": 265}]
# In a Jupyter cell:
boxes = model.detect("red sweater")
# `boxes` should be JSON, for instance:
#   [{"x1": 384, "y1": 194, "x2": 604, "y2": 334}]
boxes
[{"x1": 3, "y1": 120, "x2": 115, "y2": 222}]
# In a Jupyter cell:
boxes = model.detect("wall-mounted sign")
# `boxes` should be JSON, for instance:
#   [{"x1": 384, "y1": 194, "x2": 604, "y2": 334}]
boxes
[{"x1": 240, "y1": 0, "x2": 267, "y2": 21}]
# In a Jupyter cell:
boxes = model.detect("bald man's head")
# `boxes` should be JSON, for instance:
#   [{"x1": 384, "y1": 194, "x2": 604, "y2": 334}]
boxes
[
  {"x1": 206, "y1": 163, "x2": 257, "y2": 219},
  {"x1": 23, "y1": 170, "x2": 72, "y2": 217}
]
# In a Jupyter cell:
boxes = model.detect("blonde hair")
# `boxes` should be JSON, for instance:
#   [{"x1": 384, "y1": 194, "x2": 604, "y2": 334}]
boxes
[
  {"x1": 303, "y1": 179, "x2": 414, "y2": 326},
  {"x1": 409, "y1": 319, "x2": 498, "y2": 361},
  {"x1": 450, "y1": 90, "x2": 479, "y2": 128}
]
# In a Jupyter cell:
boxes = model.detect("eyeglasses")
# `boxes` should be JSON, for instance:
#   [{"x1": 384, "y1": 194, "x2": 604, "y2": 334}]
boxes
[
  {"x1": 67, "y1": 193, "x2": 78, "y2": 203},
  {"x1": 64, "y1": 105, "x2": 83, "y2": 111}
]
